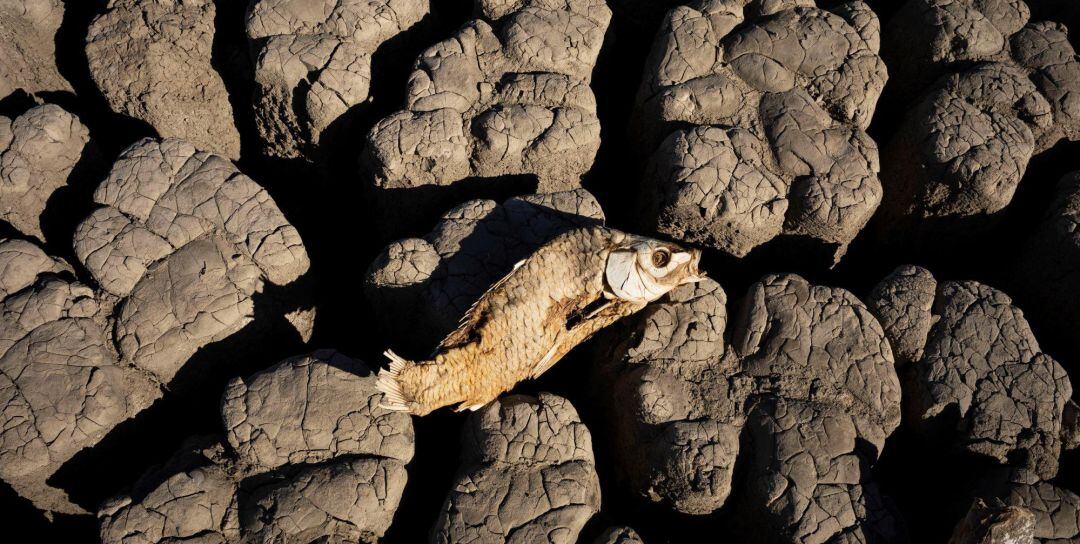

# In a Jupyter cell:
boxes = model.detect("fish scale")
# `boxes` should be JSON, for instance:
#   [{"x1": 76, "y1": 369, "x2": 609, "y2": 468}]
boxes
[{"x1": 377, "y1": 225, "x2": 703, "y2": 416}]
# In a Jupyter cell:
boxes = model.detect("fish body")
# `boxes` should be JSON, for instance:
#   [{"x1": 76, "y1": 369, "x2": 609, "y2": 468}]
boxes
[{"x1": 377, "y1": 226, "x2": 703, "y2": 416}]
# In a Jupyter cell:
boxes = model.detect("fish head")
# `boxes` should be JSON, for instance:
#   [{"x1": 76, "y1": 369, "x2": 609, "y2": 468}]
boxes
[{"x1": 604, "y1": 236, "x2": 704, "y2": 303}]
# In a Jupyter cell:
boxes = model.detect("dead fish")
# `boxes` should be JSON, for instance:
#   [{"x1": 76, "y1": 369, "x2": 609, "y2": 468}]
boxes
[{"x1": 376, "y1": 225, "x2": 704, "y2": 416}]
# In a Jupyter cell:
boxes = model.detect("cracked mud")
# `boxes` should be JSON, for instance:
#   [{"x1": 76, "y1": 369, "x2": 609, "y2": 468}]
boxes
[{"x1": 2, "y1": 0, "x2": 1080, "y2": 543}]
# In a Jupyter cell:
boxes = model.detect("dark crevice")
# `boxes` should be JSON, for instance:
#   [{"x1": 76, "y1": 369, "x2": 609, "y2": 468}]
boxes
[{"x1": 209, "y1": 0, "x2": 258, "y2": 163}]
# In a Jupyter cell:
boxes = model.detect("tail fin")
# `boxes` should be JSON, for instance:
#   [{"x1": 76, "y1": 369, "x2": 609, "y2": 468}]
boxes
[{"x1": 376, "y1": 350, "x2": 413, "y2": 412}]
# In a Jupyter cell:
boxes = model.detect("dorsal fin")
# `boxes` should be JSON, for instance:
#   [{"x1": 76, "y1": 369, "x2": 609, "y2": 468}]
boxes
[{"x1": 436, "y1": 259, "x2": 526, "y2": 351}]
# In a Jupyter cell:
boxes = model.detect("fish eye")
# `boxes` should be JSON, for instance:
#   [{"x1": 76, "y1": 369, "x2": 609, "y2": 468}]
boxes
[{"x1": 651, "y1": 248, "x2": 671, "y2": 268}]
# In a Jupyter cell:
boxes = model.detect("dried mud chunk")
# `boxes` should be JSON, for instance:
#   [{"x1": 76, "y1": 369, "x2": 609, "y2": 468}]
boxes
[
  {"x1": 0, "y1": 237, "x2": 70, "y2": 298},
  {"x1": 0, "y1": 239, "x2": 159, "y2": 514},
  {"x1": 1, "y1": 317, "x2": 118, "y2": 476},
  {"x1": 112, "y1": 236, "x2": 262, "y2": 381},
  {"x1": 866, "y1": 267, "x2": 1073, "y2": 482},
  {"x1": 735, "y1": 274, "x2": 902, "y2": 450},
  {"x1": 879, "y1": 0, "x2": 1080, "y2": 236},
  {"x1": 365, "y1": 188, "x2": 604, "y2": 349},
  {"x1": 72, "y1": 138, "x2": 311, "y2": 382},
  {"x1": 230, "y1": 352, "x2": 414, "y2": 543},
  {"x1": 593, "y1": 272, "x2": 901, "y2": 537},
  {"x1": 634, "y1": 0, "x2": 886, "y2": 259},
  {"x1": 98, "y1": 351, "x2": 415, "y2": 543},
  {"x1": 246, "y1": 0, "x2": 430, "y2": 159},
  {"x1": 432, "y1": 393, "x2": 601, "y2": 544},
  {"x1": 915, "y1": 283, "x2": 1068, "y2": 480},
  {"x1": 222, "y1": 350, "x2": 415, "y2": 470},
  {"x1": 364, "y1": 0, "x2": 611, "y2": 232},
  {"x1": 240, "y1": 457, "x2": 408, "y2": 544},
  {"x1": 999, "y1": 482, "x2": 1080, "y2": 543},
  {"x1": 865, "y1": 265, "x2": 937, "y2": 367},
  {"x1": 98, "y1": 463, "x2": 240, "y2": 544},
  {"x1": 643, "y1": 126, "x2": 789, "y2": 258},
  {"x1": 0, "y1": 0, "x2": 71, "y2": 99},
  {"x1": 593, "y1": 279, "x2": 738, "y2": 515},
  {"x1": 86, "y1": 0, "x2": 241, "y2": 159},
  {"x1": 0, "y1": 104, "x2": 91, "y2": 240},
  {"x1": 882, "y1": 65, "x2": 1045, "y2": 222},
  {"x1": 366, "y1": 108, "x2": 470, "y2": 189},
  {"x1": 743, "y1": 400, "x2": 902, "y2": 544}
]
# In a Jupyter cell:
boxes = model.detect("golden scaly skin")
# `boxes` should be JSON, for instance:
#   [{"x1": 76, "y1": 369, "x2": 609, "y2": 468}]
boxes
[{"x1": 380, "y1": 226, "x2": 700, "y2": 416}]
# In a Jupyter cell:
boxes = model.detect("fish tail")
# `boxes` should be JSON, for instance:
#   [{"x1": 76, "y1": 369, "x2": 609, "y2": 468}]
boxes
[{"x1": 376, "y1": 349, "x2": 414, "y2": 413}]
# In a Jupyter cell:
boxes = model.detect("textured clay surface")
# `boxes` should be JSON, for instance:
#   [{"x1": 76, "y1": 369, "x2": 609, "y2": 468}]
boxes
[
  {"x1": 99, "y1": 350, "x2": 415, "y2": 544},
  {"x1": 222, "y1": 350, "x2": 414, "y2": 470},
  {"x1": 0, "y1": 104, "x2": 91, "y2": 240},
  {"x1": 0, "y1": 238, "x2": 158, "y2": 515},
  {"x1": 86, "y1": 0, "x2": 242, "y2": 159},
  {"x1": 363, "y1": 0, "x2": 612, "y2": 233},
  {"x1": 72, "y1": 137, "x2": 311, "y2": 381},
  {"x1": 0, "y1": 0, "x2": 71, "y2": 99},
  {"x1": 246, "y1": 0, "x2": 430, "y2": 159},
  {"x1": 634, "y1": 0, "x2": 887, "y2": 258},
  {"x1": 2, "y1": 0, "x2": 1080, "y2": 541},
  {"x1": 867, "y1": 266, "x2": 1075, "y2": 483},
  {"x1": 879, "y1": 0, "x2": 1080, "y2": 235},
  {"x1": 432, "y1": 393, "x2": 601, "y2": 544},
  {"x1": 0, "y1": 136, "x2": 314, "y2": 515},
  {"x1": 996, "y1": 481, "x2": 1080, "y2": 543},
  {"x1": 99, "y1": 460, "x2": 241, "y2": 544},
  {"x1": 593, "y1": 273, "x2": 903, "y2": 541}
]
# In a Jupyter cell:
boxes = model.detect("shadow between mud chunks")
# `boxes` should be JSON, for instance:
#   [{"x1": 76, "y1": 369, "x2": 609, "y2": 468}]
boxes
[
  {"x1": 995, "y1": 139, "x2": 1080, "y2": 374},
  {"x1": 37, "y1": 141, "x2": 107, "y2": 263},
  {"x1": 366, "y1": 174, "x2": 542, "y2": 243},
  {"x1": 0, "y1": 90, "x2": 39, "y2": 117},
  {"x1": 579, "y1": 0, "x2": 656, "y2": 234},
  {"x1": 209, "y1": 0, "x2": 257, "y2": 163},
  {"x1": 379, "y1": 409, "x2": 465, "y2": 543},
  {"x1": 236, "y1": 152, "x2": 383, "y2": 365},
  {"x1": 874, "y1": 406, "x2": 1005, "y2": 544},
  {"x1": 0, "y1": 479, "x2": 96, "y2": 539},
  {"x1": 315, "y1": 3, "x2": 456, "y2": 171},
  {"x1": 46, "y1": 281, "x2": 310, "y2": 514}
]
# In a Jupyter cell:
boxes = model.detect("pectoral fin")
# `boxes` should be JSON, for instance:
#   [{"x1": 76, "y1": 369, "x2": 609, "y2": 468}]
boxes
[
  {"x1": 565, "y1": 296, "x2": 613, "y2": 330},
  {"x1": 533, "y1": 297, "x2": 630, "y2": 379},
  {"x1": 454, "y1": 399, "x2": 491, "y2": 412},
  {"x1": 584, "y1": 298, "x2": 615, "y2": 320},
  {"x1": 529, "y1": 342, "x2": 563, "y2": 380}
]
